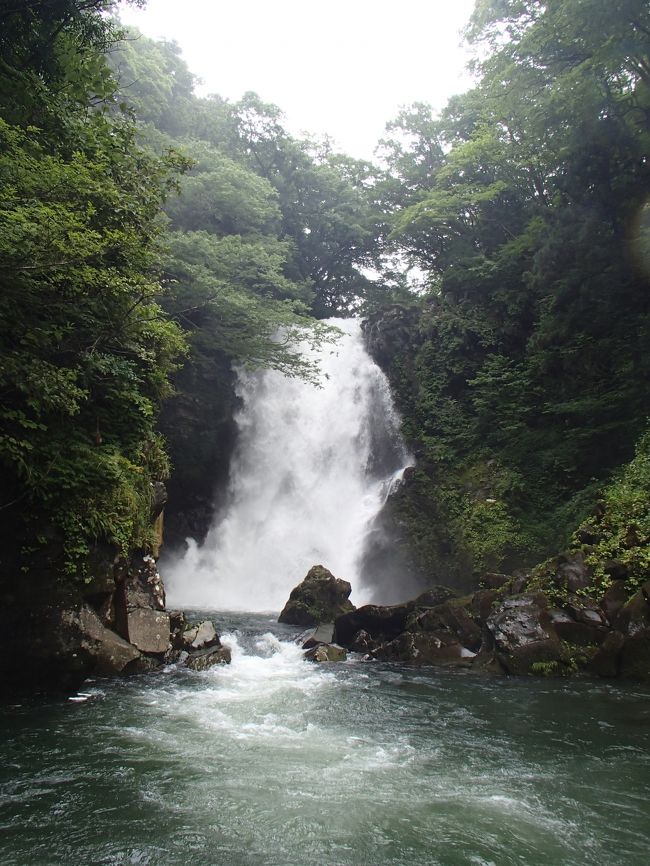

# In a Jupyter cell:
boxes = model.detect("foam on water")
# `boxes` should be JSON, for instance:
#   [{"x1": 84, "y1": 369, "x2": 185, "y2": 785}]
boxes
[{"x1": 2, "y1": 622, "x2": 649, "y2": 866}]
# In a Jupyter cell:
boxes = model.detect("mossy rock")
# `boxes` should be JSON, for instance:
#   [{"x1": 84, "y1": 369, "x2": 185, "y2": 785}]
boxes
[{"x1": 278, "y1": 565, "x2": 355, "y2": 626}]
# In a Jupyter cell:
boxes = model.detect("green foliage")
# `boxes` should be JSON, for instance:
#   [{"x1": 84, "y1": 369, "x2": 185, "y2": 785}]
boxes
[
  {"x1": 0, "y1": 3, "x2": 186, "y2": 580},
  {"x1": 576, "y1": 431, "x2": 650, "y2": 595},
  {"x1": 372, "y1": 0, "x2": 650, "y2": 579},
  {"x1": 530, "y1": 660, "x2": 562, "y2": 677}
]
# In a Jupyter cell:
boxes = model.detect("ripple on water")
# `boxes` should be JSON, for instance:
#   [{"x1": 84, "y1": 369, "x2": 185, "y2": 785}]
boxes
[{"x1": 1, "y1": 624, "x2": 649, "y2": 866}]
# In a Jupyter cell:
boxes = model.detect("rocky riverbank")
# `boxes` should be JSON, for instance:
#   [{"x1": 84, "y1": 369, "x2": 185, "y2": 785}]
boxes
[
  {"x1": 0, "y1": 548, "x2": 230, "y2": 692},
  {"x1": 280, "y1": 562, "x2": 650, "y2": 680}
]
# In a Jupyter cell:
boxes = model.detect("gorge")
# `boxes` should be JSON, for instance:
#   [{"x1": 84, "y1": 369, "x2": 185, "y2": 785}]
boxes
[{"x1": 1, "y1": 2, "x2": 650, "y2": 864}]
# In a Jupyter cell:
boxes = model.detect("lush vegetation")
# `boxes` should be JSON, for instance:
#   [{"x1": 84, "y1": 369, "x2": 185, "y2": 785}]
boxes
[
  {"x1": 1, "y1": 0, "x2": 648, "y2": 600},
  {"x1": 369, "y1": 0, "x2": 650, "y2": 583},
  {"x1": 0, "y1": 2, "x2": 188, "y2": 576},
  {"x1": 0, "y1": 1, "x2": 380, "y2": 576}
]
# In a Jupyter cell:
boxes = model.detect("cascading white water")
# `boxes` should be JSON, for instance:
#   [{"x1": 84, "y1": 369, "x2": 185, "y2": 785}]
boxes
[{"x1": 164, "y1": 319, "x2": 411, "y2": 610}]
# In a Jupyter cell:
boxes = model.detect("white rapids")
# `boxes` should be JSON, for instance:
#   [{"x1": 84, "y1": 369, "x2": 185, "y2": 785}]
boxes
[{"x1": 163, "y1": 318, "x2": 412, "y2": 610}]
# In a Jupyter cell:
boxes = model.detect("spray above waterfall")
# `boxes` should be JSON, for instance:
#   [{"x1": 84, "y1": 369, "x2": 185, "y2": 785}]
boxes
[{"x1": 163, "y1": 319, "x2": 412, "y2": 611}]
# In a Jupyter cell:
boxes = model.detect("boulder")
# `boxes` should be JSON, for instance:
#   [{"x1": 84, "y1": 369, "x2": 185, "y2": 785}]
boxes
[
  {"x1": 299, "y1": 623, "x2": 335, "y2": 649},
  {"x1": 124, "y1": 608, "x2": 170, "y2": 654},
  {"x1": 115, "y1": 554, "x2": 166, "y2": 619},
  {"x1": 334, "y1": 601, "x2": 412, "y2": 646},
  {"x1": 334, "y1": 587, "x2": 461, "y2": 648},
  {"x1": 589, "y1": 631, "x2": 625, "y2": 678},
  {"x1": 480, "y1": 573, "x2": 510, "y2": 590},
  {"x1": 373, "y1": 631, "x2": 475, "y2": 665},
  {"x1": 182, "y1": 620, "x2": 219, "y2": 650},
  {"x1": 617, "y1": 586, "x2": 650, "y2": 679},
  {"x1": 553, "y1": 552, "x2": 591, "y2": 593},
  {"x1": 601, "y1": 581, "x2": 630, "y2": 625},
  {"x1": 410, "y1": 586, "x2": 458, "y2": 607},
  {"x1": 185, "y1": 644, "x2": 232, "y2": 671},
  {"x1": 278, "y1": 565, "x2": 355, "y2": 626},
  {"x1": 74, "y1": 604, "x2": 141, "y2": 676},
  {"x1": 349, "y1": 629, "x2": 380, "y2": 654},
  {"x1": 409, "y1": 602, "x2": 482, "y2": 651},
  {"x1": 304, "y1": 643, "x2": 347, "y2": 662},
  {"x1": 0, "y1": 596, "x2": 144, "y2": 689},
  {"x1": 486, "y1": 593, "x2": 566, "y2": 675},
  {"x1": 470, "y1": 589, "x2": 500, "y2": 622},
  {"x1": 549, "y1": 605, "x2": 608, "y2": 646},
  {"x1": 169, "y1": 610, "x2": 189, "y2": 649},
  {"x1": 114, "y1": 554, "x2": 169, "y2": 653}
]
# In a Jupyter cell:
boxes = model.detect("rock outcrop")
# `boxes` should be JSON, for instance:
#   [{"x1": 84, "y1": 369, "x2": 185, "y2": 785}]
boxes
[
  {"x1": 328, "y1": 572, "x2": 650, "y2": 681},
  {"x1": 0, "y1": 546, "x2": 231, "y2": 691},
  {"x1": 278, "y1": 565, "x2": 356, "y2": 626}
]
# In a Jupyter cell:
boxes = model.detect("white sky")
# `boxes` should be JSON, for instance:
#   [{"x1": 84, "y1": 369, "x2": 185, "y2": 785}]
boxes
[{"x1": 117, "y1": 0, "x2": 477, "y2": 160}]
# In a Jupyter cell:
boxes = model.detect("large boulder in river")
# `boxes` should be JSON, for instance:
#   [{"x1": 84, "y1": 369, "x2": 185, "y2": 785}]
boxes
[
  {"x1": 333, "y1": 587, "x2": 458, "y2": 647},
  {"x1": 373, "y1": 631, "x2": 475, "y2": 666},
  {"x1": 334, "y1": 601, "x2": 413, "y2": 646},
  {"x1": 185, "y1": 643, "x2": 232, "y2": 671},
  {"x1": 486, "y1": 593, "x2": 567, "y2": 675},
  {"x1": 304, "y1": 643, "x2": 347, "y2": 663},
  {"x1": 278, "y1": 565, "x2": 355, "y2": 626}
]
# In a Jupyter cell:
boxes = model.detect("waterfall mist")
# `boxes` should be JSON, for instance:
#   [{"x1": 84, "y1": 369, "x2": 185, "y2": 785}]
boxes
[{"x1": 163, "y1": 319, "x2": 413, "y2": 610}]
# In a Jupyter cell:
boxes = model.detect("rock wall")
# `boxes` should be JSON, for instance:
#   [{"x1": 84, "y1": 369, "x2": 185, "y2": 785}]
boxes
[
  {"x1": 0, "y1": 488, "x2": 231, "y2": 692},
  {"x1": 330, "y1": 570, "x2": 650, "y2": 681}
]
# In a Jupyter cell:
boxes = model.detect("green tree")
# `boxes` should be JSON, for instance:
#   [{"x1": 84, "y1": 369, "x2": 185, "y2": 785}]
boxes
[{"x1": 0, "y1": 1, "x2": 186, "y2": 575}]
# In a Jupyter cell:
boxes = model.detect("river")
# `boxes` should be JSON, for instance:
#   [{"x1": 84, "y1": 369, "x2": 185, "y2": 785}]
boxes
[{"x1": 2, "y1": 613, "x2": 649, "y2": 866}]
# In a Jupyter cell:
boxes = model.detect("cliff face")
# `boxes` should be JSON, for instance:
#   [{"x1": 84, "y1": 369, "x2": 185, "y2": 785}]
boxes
[
  {"x1": 362, "y1": 304, "x2": 650, "y2": 681},
  {"x1": 0, "y1": 487, "x2": 232, "y2": 692},
  {"x1": 362, "y1": 305, "x2": 480, "y2": 591},
  {"x1": 159, "y1": 353, "x2": 239, "y2": 549}
]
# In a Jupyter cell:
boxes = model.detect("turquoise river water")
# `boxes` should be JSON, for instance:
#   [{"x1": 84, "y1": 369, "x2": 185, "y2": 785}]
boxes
[{"x1": 1, "y1": 614, "x2": 649, "y2": 866}]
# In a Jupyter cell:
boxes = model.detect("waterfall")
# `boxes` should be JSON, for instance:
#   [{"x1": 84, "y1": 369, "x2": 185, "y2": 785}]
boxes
[{"x1": 163, "y1": 319, "x2": 412, "y2": 611}]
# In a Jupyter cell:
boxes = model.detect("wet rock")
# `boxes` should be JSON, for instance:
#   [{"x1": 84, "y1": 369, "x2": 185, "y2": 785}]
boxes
[
  {"x1": 117, "y1": 554, "x2": 166, "y2": 615},
  {"x1": 334, "y1": 587, "x2": 463, "y2": 649},
  {"x1": 409, "y1": 602, "x2": 482, "y2": 651},
  {"x1": 75, "y1": 604, "x2": 141, "y2": 676},
  {"x1": 150, "y1": 481, "x2": 168, "y2": 520},
  {"x1": 601, "y1": 581, "x2": 629, "y2": 626},
  {"x1": 509, "y1": 575, "x2": 530, "y2": 595},
  {"x1": 549, "y1": 608, "x2": 607, "y2": 646},
  {"x1": 184, "y1": 620, "x2": 218, "y2": 650},
  {"x1": 480, "y1": 573, "x2": 510, "y2": 590},
  {"x1": 554, "y1": 552, "x2": 591, "y2": 593},
  {"x1": 588, "y1": 632, "x2": 625, "y2": 678},
  {"x1": 411, "y1": 586, "x2": 458, "y2": 607},
  {"x1": 114, "y1": 554, "x2": 169, "y2": 652},
  {"x1": 373, "y1": 631, "x2": 475, "y2": 665},
  {"x1": 300, "y1": 623, "x2": 334, "y2": 649},
  {"x1": 470, "y1": 589, "x2": 500, "y2": 622},
  {"x1": 124, "y1": 608, "x2": 170, "y2": 654},
  {"x1": 617, "y1": 588, "x2": 650, "y2": 680},
  {"x1": 305, "y1": 643, "x2": 347, "y2": 662},
  {"x1": 278, "y1": 565, "x2": 355, "y2": 626},
  {"x1": 185, "y1": 644, "x2": 231, "y2": 671},
  {"x1": 169, "y1": 610, "x2": 189, "y2": 649},
  {"x1": 349, "y1": 629, "x2": 380, "y2": 654},
  {"x1": 334, "y1": 602, "x2": 412, "y2": 646},
  {"x1": 486, "y1": 593, "x2": 566, "y2": 675},
  {"x1": 566, "y1": 604, "x2": 607, "y2": 627}
]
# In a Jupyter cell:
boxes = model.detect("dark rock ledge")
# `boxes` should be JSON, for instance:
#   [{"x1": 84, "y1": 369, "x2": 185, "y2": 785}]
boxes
[
  {"x1": 280, "y1": 564, "x2": 650, "y2": 680},
  {"x1": 0, "y1": 549, "x2": 230, "y2": 693}
]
